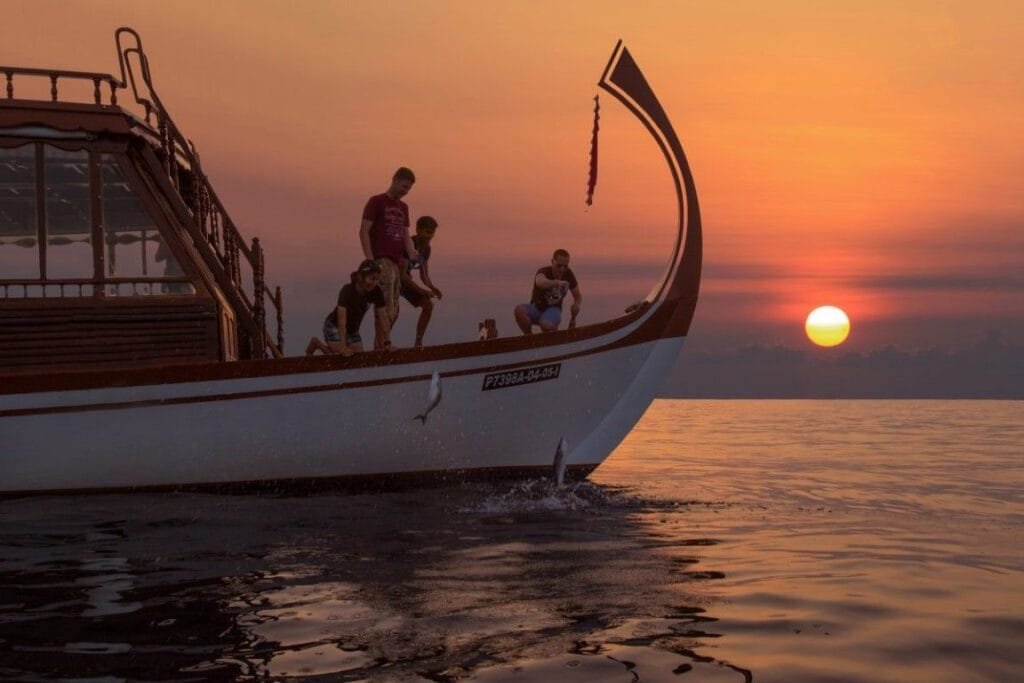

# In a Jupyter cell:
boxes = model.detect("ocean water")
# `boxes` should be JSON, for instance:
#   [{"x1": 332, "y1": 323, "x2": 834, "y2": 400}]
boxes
[{"x1": 1, "y1": 400, "x2": 1021, "y2": 682}]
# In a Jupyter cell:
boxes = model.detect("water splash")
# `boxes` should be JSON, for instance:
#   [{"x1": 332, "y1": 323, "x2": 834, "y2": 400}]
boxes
[{"x1": 463, "y1": 478, "x2": 624, "y2": 515}]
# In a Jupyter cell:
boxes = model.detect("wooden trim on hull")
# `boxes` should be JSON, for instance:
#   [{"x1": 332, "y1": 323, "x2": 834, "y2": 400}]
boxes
[
  {"x1": 1, "y1": 325, "x2": 692, "y2": 427},
  {"x1": 0, "y1": 463, "x2": 599, "y2": 499},
  {"x1": 0, "y1": 326, "x2": 676, "y2": 418},
  {"x1": 0, "y1": 305, "x2": 650, "y2": 394}
]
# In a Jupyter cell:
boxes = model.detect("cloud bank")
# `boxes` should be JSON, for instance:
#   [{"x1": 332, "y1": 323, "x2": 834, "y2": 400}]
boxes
[{"x1": 663, "y1": 331, "x2": 1023, "y2": 398}]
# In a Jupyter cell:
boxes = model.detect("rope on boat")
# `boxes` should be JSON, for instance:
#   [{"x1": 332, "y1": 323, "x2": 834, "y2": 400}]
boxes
[{"x1": 586, "y1": 94, "x2": 600, "y2": 206}]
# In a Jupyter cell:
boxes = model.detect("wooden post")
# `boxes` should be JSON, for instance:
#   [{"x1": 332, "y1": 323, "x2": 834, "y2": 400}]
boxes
[
  {"x1": 158, "y1": 114, "x2": 171, "y2": 178},
  {"x1": 89, "y1": 152, "x2": 104, "y2": 296},
  {"x1": 226, "y1": 228, "x2": 239, "y2": 286},
  {"x1": 35, "y1": 143, "x2": 46, "y2": 280},
  {"x1": 210, "y1": 209, "x2": 220, "y2": 251},
  {"x1": 251, "y1": 239, "x2": 268, "y2": 360},
  {"x1": 275, "y1": 285, "x2": 284, "y2": 353},
  {"x1": 192, "y1": 169, "x2": 205, "y2": 230},
  {"x1": 196, "y1": 182, "x2": 208, "y2": 240}
]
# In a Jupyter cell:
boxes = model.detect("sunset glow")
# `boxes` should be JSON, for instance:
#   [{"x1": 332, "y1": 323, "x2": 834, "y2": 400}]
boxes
[
  {"x1": 2, "y1": 1, "x2": 1022, "y2": 359},
  {"x1": 806, "y1": 306, "x2": 851, "y2": 347}
]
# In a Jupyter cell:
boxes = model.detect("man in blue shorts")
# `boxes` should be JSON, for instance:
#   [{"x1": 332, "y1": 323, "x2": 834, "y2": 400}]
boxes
[
  {"x1": 399, "y1": 216, "x2": 443, "y2": 347},
  {"x1": 514, "y1": 248, "x2": 583, "y2": 334},
  {"x1": 305, "y1": 259, "x2": 388, "y2": 356}
]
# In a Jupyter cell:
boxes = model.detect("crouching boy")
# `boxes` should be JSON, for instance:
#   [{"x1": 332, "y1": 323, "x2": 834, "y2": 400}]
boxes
[{"x1": 306, "y1": 259, "x2": 390, "y2": 356}]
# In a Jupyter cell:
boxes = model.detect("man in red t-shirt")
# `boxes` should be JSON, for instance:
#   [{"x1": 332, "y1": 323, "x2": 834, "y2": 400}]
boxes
[{"x1": 359, "y1": 167, "x2": 419, "y2": 348}]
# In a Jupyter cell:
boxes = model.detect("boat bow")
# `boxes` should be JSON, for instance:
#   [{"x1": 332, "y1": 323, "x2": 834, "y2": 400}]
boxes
[{"x1": 599, "y1": 41, "x2": 702, "y2": 342}]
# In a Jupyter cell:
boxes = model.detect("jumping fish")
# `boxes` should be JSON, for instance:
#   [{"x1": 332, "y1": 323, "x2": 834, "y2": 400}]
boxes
[
  {"x1": 552, "y1": 438, "x2": 569, "y2": 487},
  {"x1": 414, "y1": 371, "x2": 442, "y2": 424}
]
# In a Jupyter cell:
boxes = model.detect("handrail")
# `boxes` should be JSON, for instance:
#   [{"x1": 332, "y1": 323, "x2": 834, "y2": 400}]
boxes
[
  {"x1": 112, "y1": 30, "x2": 283, "y2": 358},
  {"x1": 0, "y1": 28, "x2": 284, "y2": 358},
  {"x1": 2, "y1": 66, "x2": 120, "y2": 105}
]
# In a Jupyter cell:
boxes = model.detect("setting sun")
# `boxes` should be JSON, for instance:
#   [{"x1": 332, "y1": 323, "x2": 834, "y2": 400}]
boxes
[{"x1": 805, "y1": 306, "x2": 851, "y2": 347}]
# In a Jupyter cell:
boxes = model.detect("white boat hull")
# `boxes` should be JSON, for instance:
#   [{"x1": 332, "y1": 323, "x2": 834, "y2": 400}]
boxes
[{"x1": 1, "y1": 337, "x2": 683, "y2": 492}]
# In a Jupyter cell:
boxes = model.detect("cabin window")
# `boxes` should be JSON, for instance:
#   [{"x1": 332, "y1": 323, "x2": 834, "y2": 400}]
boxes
[
  {"x1": 100, "y1": 155, "x2": 192, "y2": 295},
  {"x1": 0, "y1": 145, "x2": 40, "y2": 280},
  {"x1": 0, "y1": 142, "x2": 195, "y2": 298},
  {"x1": 44, "y1": 146, "x2": 93, "y2": 280}
]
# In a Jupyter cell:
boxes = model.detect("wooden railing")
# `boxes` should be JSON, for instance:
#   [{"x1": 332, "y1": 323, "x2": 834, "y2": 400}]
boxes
[
  {"x1": 3, "y1": 67, "x2": 121, "y2": 105},
  {"x1": 0, "y1": 28, "x2": 284, "y2": 358}
]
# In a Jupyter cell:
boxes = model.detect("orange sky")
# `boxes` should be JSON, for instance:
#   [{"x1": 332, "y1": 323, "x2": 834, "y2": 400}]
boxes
[{"x1": 4, "y1": 0, "x2": 1023, "y2": 352}]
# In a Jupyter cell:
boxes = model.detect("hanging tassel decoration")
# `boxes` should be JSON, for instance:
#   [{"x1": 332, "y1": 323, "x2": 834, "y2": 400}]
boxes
[{"x1": 586, "y1": 94, "x2": 600, "y2": 206}]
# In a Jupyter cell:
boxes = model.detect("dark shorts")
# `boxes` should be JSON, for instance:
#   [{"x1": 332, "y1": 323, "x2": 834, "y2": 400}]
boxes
[
  {"x1": 400, "y1": 286, "x2": 430, "y2": 307},
  {"x1": 323, "y1": 319, "x2": 361, "y2": 345}
]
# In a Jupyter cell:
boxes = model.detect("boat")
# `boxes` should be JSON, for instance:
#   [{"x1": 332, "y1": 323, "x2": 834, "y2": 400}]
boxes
[{"x1": 0, "y1": 30, "x2": 702, "y2": 495}]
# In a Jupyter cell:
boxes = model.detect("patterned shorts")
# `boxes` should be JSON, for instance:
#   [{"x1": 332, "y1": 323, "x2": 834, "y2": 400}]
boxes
[
  {"x1": 376, "y1": 257, "x2": 401, "y2": 324},
  {"x1": 323, "y1": 319, "x2": 361, "y2": 345}
]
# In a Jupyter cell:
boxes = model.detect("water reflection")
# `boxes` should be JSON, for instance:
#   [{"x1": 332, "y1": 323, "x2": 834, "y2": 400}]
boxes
[
  {"x1": 0, "y1": 483, "x2": 740, "y2": 681},
  {"x1": 3, "y1": 400, "x2": 1021, "y2": 681}
]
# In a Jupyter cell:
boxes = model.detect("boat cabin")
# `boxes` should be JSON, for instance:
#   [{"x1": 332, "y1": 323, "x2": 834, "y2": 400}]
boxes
[{"x1": 0, "y1": 29, "x2": 282, "y2": 372}]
